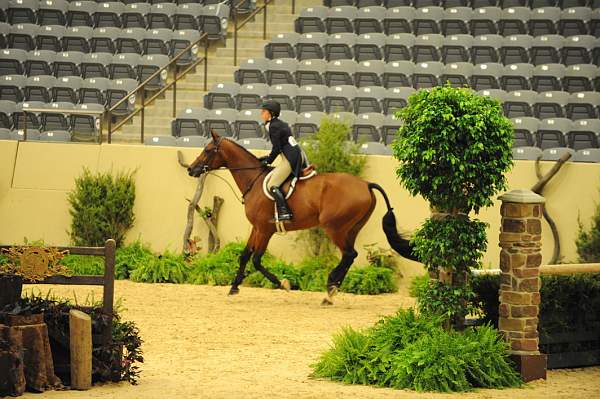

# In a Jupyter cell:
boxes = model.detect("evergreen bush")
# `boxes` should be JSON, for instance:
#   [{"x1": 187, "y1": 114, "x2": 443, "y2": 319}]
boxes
[{"x1": 68, "y1": 169, "x2": 136, "y2": 247}]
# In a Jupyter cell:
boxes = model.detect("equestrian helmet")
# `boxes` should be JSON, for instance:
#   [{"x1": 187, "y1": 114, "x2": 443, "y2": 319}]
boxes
[{"x1": 260, "y1": 100, "x2": 281, "y2": 118}]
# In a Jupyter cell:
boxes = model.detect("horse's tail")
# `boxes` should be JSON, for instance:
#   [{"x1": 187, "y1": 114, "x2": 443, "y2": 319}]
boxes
[{"x1": 368, "y1": 183, "x2": 419, "y2": 262}]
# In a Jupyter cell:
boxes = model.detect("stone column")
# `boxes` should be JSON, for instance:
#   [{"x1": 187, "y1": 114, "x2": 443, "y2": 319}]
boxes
[{"x1": 498, "y1": 189, "x2": 547, "y2": 382}]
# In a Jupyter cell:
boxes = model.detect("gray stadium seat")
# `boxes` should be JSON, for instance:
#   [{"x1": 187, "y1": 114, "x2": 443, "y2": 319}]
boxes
[
  {"x1": 540, "y1": 147, "x2": 575, "y2": 160},
  {"x1": 325, "y1": 84, "x2": 357, "y2": 113},
  {"x1": 266, "y1": 58, "x2": 297, "y2": 85},
  {"x1": 200, "y1": 3, "x2": 230, "y2": 42},
  {"x1": 53, "y1": 51, "x2": 83, "y2": 78},
  {"x1": 531, "y1": 63, "x2": 565, "y2": 92},
  {"x1": 353, "y1": 85, "x2": 385, "y2": 113},
  {"x1": 412, "y1": 6, "x2": 443, "y2": 36},
  {"x1": 384, "y1": 33, "x2": 414, "y2": 62},
  {"x1": 236, "y1": 82, "x2": 268, "y2": 110},
  {"x1": 561, "y1": 34, "x2": 594, "y2": 65},
  {"x1": 442, "y1": 7, "x2": 472, "y2": 36},
  {"x1": 172, "y1": 106, "x2": 206, "y2": 137},
  {"x1": 325, "y1": 32, "x2": 357, "y2": 61},
  {"x1": 138, "y1": 54, "x2": 169, "y2": 90},
  {"x1": 106, "y1": 78, "x2": 138, "y2": 116},
  {"x1": 441, "y1": 61, "x2": 473, "y2": 87},
  {"x1": 235, "y1": 108, "x2": 264, "y2": 139},
  {"x1": 529, "y1": 7, "x2": 560, "y2": 37},
  {"x1": 383, "y1": 86, "x2": 414, "y2": 114},
  {"x1": 265, "y1": 33, "x2": 299, "y2": 59},
  {"x1": 470, "y1": 62, "x2": 503, "y2": 90},
  {"x1": 36, "y1": 25, "x2": 65, "y2": 52},
  {"x1": 279, "y1": 110, "x2": 297, "y2": 126},
  {"x1": 470, "y1": 7, "x2": 501, "y2": 36},
  {"x1": 204, "y1": 108, "x2": 237, "y2": 137},
  {"x1": 470, "y1": 34, "x2": 502, "y2": 64},
  {"x1": 0, "y1": 74, "x2": 25, "y2": 102},
  {"x1": 176, "y1": 135, "x2": 208, "y2": 147},
  {"x1": 501, "y1": 63, "x2": 533, "y2": 91},
  {"x1": 94, "y1": 2, "x2": 124, "y2": 28},
  {"x1": 294, "y1": 111, "x2": 325, "y2": 139},
  {"x1": 499, "y1": 7, "x2": 530, "y2": 36},
  {"x1": 71, "y1": 103, "x2": 103, "y2": 142},
  {"x1": 52, "y1": 76, "x2": 82, "y2": 103},
  {"x1": 354, "y1": 32, "x2": 385, "y2": 62},
  {"x1": 81, "y1": 52, "x2": 112, "y2": 79},
  {"x1": 383, "y1": 60, "x2": 414, "y2": 88},
  {"x1": 234, "y1": 57, "x2": 268, "y2": 84},
  {"x1": 296, "y1": 32, "x2": 327, "y2": 60},
  {"x1": 353, "y1": 112, "x2": 384, "y2": 142},
  {"x1": 295, "y1": 84, "x2": 327, "y2": 112},
  {"x1": 381, "y1": 113, "x2": 402, "y2": 145},
  {"x1": 24, "y1": 50, "x2": 55, "y2": 77},
  {"x1": 295, "y1": 6, "x2": 327, "y2": 34},
  {"x1": 205, "y1": 82, "x2": 239, "y2": 109},
  {"x1": 568, "y1": 118, "x2": 600, "y2": 149},
  {"x1": 384, "y1": 7, "x2": 414, "y2": 35},
  {"x1": 534, "y1": 90, "x2": 569, "y2": 119},
  {"x1": 355, "y1": 59, "x2": 385, "y2": 87},
  {"x1": 143, "y1": 29, "x2": 172, "y2": 56},
  {"x1": 573, "y1": 148, "x2": 600, "y2": 162},
  {"x1": 267, "y1": 84, "x2": 297, "y2": 111},
  {"x1": 567, "y1": 91, "x2": 600, "y2": 120},
  {"x1": 171, "y1": 29, "x2": 201, "y2": 67},
  {"x1": 412, "y1": 61, "x2": 443, "y2": 89},
  {"x1": 325, "y1": 59, "x2": 356, "y2": 86},
  {"x1": 8, "y1": 23, "x2": 38, "y2": 51},
  {"x1": 147, "y1": 3, "x2": 176, "y2": 30},
  {"x1": 512, "y1": 146, "x2": 543, "y2": 160},
  {"x1": 537, "y1": 117, "x2": 572, "y2": 149},
  {"x1": 122, "y1": 3, "x2": 150, "y2": 29},
  {"x1": 295, "y1": 58, "x2": 326, "y2": 86},
  {"x1": 7, "y1": 0, "x2": 38, "y2": 24},
  {"x1": 145, "y1": 135, "x2": 177, "y2": 146},
  {"x1": 67, "y1": 1, "x2": 96, "y2": 28},
  {"x1": 530, "y1": 35, "x2": 563, "y2": 66},
  {"x1": 0, "y1": 99, "x2": 16, "y2": 129},
  {"x1": 504, "y1": 89, "x2": 537, "y2": 117},
  {"x1": 558, "y1": 7, "x2": 591, "y2": 37},
  {"x1": 563, "y1": 64, "x2": 598, "y2": 93},
  {"x1": 325, "y1": 6, "x2": 357, "y2": 34},
  {"x1": 80, "y1": 76, "x2": 109, "y2": 104},
  {"x1": 511, "y1": 116, "x2": 539, "y2": 147},
  {"x1": 109, "y1": 53, "x2": 140, "y2": 80},
  {"x1": 24, "y1": 75, "x2": 54, "y2": 102},
  {"x1": 354, "y1": 6, "x2": 386, "y2": 35},
  {"x1": 90, "y1": 27, "x2": 119, "y2": 54},
  {"x1": 441, "y1": 34, "x2": 473, "y2": 63},
  {"x1": 412, "y1": 33, "x2": 443, "y2": 63},
  {"x1": 173, "y1": 3, "x2": 202, "y2": 31},
  {"x1": 116, "y1": 27, "x2": 144, "y2": 54}
]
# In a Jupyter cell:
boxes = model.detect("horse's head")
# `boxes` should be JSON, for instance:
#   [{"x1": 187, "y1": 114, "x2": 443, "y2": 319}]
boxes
[{"x1": 187, "y1": 130, "x2": 227, "y2": 177}]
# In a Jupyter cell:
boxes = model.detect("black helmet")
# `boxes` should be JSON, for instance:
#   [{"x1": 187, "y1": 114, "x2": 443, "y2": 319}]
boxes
[{"x1": 260, "y1": 100, "x2": 281, "y2": 118}]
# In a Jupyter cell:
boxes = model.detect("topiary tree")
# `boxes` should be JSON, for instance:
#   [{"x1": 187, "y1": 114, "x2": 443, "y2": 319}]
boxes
[
  {"x1": 576, "y1": 198, "x2": 600, "y2": 262},
  {"x1": 392, "y1": 85, "x2": 513, "y2": 327},
  {"x1": 298, "y1": 116, "x2": 366, "y2": 257},
  {"x1": 68, "y1": 168, "x2": 136, "y2": 247}
]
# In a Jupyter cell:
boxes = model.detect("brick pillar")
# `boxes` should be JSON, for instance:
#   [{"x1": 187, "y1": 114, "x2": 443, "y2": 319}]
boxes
[{"x1": 498, "y1": 189, "x2": 547, "y2": 382}]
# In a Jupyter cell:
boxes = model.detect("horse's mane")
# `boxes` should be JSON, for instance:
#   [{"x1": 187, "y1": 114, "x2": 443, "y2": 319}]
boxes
[{"x1": 220, "y1": 137, "x2": 262, "y2": 162}]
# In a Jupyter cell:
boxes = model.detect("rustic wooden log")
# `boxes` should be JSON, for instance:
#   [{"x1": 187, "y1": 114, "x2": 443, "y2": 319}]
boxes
[
  {"x1": 206, "y1": 196, "x2": 224, "y2": 253},
  {"x1": 69, "y1": 310, "x2": 92, "y2": 390},
  {"x1": 5, "y1": 315, "x2": 61, "y2": 393},
  {"x1": 473, "y1": 262, "x2": 600, "y2": 276},
  {"x1": 0, "y1": 324, "x2": 26, "y2": 397},
  {"x1": 183, "y1": 174, "x2": 207, "y2": 254},
  {"x1": 533, "y1": 151, "x2": 573, "y2": 264}
]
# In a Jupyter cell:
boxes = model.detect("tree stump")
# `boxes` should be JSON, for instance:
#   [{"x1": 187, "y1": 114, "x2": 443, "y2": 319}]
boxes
[
  {"x1": 5, "y1": 314, "x2": 62, "y2": 392},
  {"x1": 0, "y1": 325, "x2": 26, "y2": 397}
]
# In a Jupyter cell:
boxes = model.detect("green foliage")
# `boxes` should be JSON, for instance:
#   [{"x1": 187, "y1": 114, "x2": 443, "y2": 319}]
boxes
[
  {"x1": 416, "y1": 279, "x2": 480, "y2": 322},
  {"x1": 392, "y1": 85, "x2": 513, "y2": 214},
  {"x1": 60, "y1": 255, "x2": 104, "y2": 275},
  {"x1": 409, "y1": 275, "x2": 429, "y2": 298},
  {"x1": 68, "y1": 168, "x2": 136, "y2": 247},
  {"x1": 312, "y1": 309, "x2": 521, "y2": 392},
  {"x1": 297, "y1": 255, "x2": 337, "y2": 292},
  {"x1": 576, "y1": 204, "x2": 600, "y2": 262},
  {"x1": 301, "y1": 116, "x2": 366, "y2": 175},
  {"x1": 298, "y1": 117, "x2": 367, "y2": 257},
  {"x1": 472, "y1": 273, "x2": 600, "y2": 336},
  {"x1": 364, "y1": 244, "x2": 398, "y2": 271},
  {"x1": 130, "y1": 251, "x2": 189, "y2": 284},
  {"x1": 187, "y1": 242, "x2": 245, "y2": 285},
  {"x1": 115, "y1": 240, "x2": 155, "y2": 280},
  {"x1": 411, "y1": 217, "x2": 488, "y2": 273},
  {"x1": 341, "y1": 267, "x2": 397, "y2": 295}
]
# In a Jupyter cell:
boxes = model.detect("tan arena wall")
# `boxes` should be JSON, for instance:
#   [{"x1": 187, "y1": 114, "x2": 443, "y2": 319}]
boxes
[{"x1": 1, "y1": 140, "x2": 599, "y2": 269}]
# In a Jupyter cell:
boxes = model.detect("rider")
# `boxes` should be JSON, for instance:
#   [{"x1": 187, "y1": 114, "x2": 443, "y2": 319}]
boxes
[{"x1": 258, "y1": 100, "x2": 302, "y2": 221}]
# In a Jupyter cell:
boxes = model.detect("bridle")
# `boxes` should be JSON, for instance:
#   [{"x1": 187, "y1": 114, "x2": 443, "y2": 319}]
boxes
[{"x1": 197, "y1": 137, "x2": 268, "y2": 204}]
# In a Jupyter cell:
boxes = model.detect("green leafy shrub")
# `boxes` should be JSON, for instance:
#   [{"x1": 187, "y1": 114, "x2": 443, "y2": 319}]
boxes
[
  {"x1": 130, "y1": 251, "x2": 189, "y2": 284},
  {"x1": 392, "y1": 85, "x2": 513, "y2": 326},
  {"x1": 409, "y1": 275, "x2": 429, "y2": 298},
  {"x1": 392, "y1": 85, "x2": 513, "y2": 214},
  {"x1": 187, "y1": 242, "x2": 245, "y2": 285},
  {"x1": 312, "y1": 309, "x2": 521, "y2": 392},
  {"x1": 297, "y1": 255, "x2": 337, "y2": 292},
  {"x1": 115, "y1": 240, "x2": 155, "y2": 280},
  {"x1": 68, "y1": 168, "x2": 136, "y2": 247},
  {"x1": 576, "y1": 201, "x2": 600, "y2": 262},
  {"x1": 60, "y1": 255, "x2": 104, "y2": 275},
  {"x1": 416, "y1": 279, "x2": 479, "y2": 321},
  {"x1": 411, "y1": 217, "x2": 488, "y2": 273},
  {"x1": 341, "y1": 266, "x2": 397, "y2": 295},
  {"x1": 472, "y1": 273, "x2": 600, "y2": 336}
]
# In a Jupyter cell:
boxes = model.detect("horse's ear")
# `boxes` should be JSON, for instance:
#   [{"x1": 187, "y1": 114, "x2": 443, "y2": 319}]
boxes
[{"x1": 210, "y1": 129, "x2": 220, "y2": 141}]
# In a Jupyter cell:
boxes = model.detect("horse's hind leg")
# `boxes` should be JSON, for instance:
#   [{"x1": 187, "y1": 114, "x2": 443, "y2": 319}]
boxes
[{"x1": 322, "y1": 193, "x2": 376, "y2": 305}]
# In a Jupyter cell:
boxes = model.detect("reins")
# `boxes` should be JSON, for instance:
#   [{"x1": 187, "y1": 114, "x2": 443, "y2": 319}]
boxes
[{"x1": 206, "y1": 166, "x2": 267, "y2": 204}]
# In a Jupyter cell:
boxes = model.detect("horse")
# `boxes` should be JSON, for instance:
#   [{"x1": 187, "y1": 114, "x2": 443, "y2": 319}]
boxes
[{"x1": 187, "y1": 130, "x2": 418, "y2": 305}]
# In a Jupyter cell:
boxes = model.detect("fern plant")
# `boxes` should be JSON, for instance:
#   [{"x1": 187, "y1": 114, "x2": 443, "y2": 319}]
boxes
[{"x1": 130, "y1": 251, "x2": 189, "y2": 284}]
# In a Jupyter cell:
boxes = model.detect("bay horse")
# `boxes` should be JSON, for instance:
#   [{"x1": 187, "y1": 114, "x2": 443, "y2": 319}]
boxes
[{"x1": 188, "y1": 130, "x2": 418, "y2": 305}]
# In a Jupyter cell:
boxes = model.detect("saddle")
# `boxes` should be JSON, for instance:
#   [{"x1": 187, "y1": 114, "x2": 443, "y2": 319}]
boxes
[{"x1": 262, "y1": 165, "x2": 317, "y2": 201}]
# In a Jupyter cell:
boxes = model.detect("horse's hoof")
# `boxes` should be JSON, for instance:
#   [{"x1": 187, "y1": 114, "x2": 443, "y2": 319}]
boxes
[
  {"x1": 228, "y1": 287, "x2": 240, "y2": 296},
  {"x1": 327, "y1": 285, "x2": 338, "y2": 299},
  {"x1": 321, "y1": 297, "x2": 334, "y2": 306},
  {"x1": 281, "y1": 279, "x2": 291, "y2": 292}
]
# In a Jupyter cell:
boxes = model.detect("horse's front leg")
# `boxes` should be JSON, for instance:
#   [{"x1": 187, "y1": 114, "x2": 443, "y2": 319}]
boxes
[
  {"x1": 229, "y1": 230, "x2": 256, "y2": 295},
  {"x1": 252, "y1": 229, "x2": 290, "y2": 291}
]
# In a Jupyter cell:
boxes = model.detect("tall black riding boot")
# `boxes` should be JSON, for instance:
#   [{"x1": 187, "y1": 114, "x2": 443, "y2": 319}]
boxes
[{"x1": 269, "y1": 186, "x2": 293, "y2": 221}]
